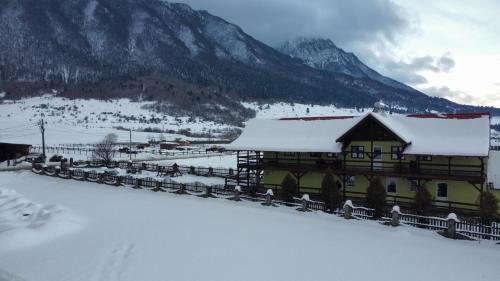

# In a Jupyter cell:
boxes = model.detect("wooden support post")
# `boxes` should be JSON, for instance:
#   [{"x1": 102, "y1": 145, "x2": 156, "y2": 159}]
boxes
[
  {"x1": 236, "y1": 151, "x2": 240, "y2": 186},
  {"x1": 340, "y1": 175, "x2": 347, "y2": 202},
  {"x1": 391, "y1": 205, "x2": 401, "y2": 227},
  {"x1": 343, "y1": 200, "x2": 353, "y2": 219}
]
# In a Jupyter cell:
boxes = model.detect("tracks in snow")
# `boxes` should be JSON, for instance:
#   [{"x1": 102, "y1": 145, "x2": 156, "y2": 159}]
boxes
[{"x1": 90, "y1": 244, "x2": 134, "y2": 281}]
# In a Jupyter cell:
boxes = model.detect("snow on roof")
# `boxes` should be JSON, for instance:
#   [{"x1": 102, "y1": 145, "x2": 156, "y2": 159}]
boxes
[
  {"x1": 374, "y1": 113, "x2": 490, "y2": 156},
  {"x1": 488, "y1": 151, "x2": 500, "y2": 190},
  {"x1": 226, "y1": 117, "x2": 358, "y2": 153},
  {"x1": 227, "y1": 112, "x2": 491, "y2": 156}
]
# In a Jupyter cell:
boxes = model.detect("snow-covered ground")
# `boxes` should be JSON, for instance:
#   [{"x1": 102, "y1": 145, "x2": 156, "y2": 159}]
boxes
[
  {"x1": 243, "y1": 101, "x2": 369, "y2": 119},
  {"x1": 153, "y1": 154, "x2": 236, "y2": 169},
  {"x1": 0, "y1": 97, "x2": 369, "y2": 146},
  {"x1": 0, "y1": 95, "x2": 234, "y2": 145},
  {"x1": 0, "y1": 171, "x2": 499, "y2": 281}
]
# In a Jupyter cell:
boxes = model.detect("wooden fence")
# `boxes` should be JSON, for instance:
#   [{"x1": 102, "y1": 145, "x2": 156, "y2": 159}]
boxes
[
  {"x1": 337, "y1": 204, "x2": 500, "y2": 241},
  {"x1": 31, "y1": 145, "x2": 224, "y2": 158},
  {"x1": 67, "y1": 160, "x2": 234, "y2": 179},
  {"x1": 31, "y1": 164, "x2": 500, "y2": 242}
]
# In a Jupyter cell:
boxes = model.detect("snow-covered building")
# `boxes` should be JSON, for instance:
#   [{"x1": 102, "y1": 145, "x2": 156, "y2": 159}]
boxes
[
  {"x1": 227, "y1": 112, "x2": 500, "y2": 213},
  {"x1": 0, "y1": 142, "x2": 32, "y2": 163}
]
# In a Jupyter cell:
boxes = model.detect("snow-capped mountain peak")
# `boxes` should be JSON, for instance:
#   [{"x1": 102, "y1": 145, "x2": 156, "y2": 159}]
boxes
[{"x1": 279, "y1": 37, "x2": 411, "y2": 90}]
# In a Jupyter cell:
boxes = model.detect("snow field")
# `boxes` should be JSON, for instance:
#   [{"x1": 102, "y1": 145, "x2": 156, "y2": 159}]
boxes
[
  {"x1": 0, "y1": 171, "x2": 499, "y2": 281},
  {"x1": 0, "y1": 95, "x2": 234, "y2": 145},
  {"x1": 0, "y1": 188, "x2": 84, "y2": 253}
]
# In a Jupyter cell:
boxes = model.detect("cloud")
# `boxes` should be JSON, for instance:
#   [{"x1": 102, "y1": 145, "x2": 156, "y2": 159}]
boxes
[
  {"x1": 436, "y1": 54, "x2": 455, "y2": 72},
  {"x1": 376, "y1": 53, "x2": 456, "y2": 85},
  {"x1": 422, "y1": 86, "x2": 500, "y2": 106},
  {"x1": 422, "y1": 86, "x2": 474, "y2": 104},
  {"x1": 181, "y1": 0, "x2": 409, "y2": 48}
]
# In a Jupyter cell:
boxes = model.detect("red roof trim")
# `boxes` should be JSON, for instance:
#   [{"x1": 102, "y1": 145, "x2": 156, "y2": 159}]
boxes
[
  {"x1": 279, "y1": 116, "x2": 355, "y2": 121},
  {"x1": 278, "y1": 112, "x2": 490, "y2": 121},
  {"x1": 406, "y1": 112, "x2": 490, "y2": 119}
]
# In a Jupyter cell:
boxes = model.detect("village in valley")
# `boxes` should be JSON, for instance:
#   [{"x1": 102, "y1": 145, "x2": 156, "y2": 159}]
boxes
[{"x1": 1, "y1": 1, "x2": 500, "y2": 281}]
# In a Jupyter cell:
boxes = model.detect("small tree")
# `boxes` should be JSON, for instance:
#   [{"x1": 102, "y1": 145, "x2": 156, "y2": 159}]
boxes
[
  {"x1": 281, "y1": 173, "x2": 297, "y2": 202},
  {"x1": 366, "y1": 178, "x2": 386, "y2": 219},
  {"x1": 93, "y1": 133, "x2": 117, "y2": 165},
  {"x1": 329, "y1": 180, "x2": 343, "y2": 212},
  {"x1": 413, "y1": 185, "x2": 433, "y2": 216},
  {"x1": 320, "y1": 171, "x2": 342, "y2": 212},
  {"x1": 479, "y1": 191, "x2": 499, "y2": 225}
]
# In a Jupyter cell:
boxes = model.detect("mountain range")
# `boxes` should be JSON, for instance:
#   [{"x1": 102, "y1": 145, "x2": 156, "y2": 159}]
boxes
[{"x1": 0, "y1": 0, "x2": 498, "y2": 123}]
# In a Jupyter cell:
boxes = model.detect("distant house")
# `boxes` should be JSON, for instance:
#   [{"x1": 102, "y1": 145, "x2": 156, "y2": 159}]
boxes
[
  {"x1": 227, "y1": 112, "x2": 500, "y2": 213},
  {"x1": 0, "y1": 142, "x2": 32, "y2": 163},
  {"x1": 176, "y1": 139, "x2": 191, "y2": 146},
  {"x1": 160, "y1": 141, "x2": 179, "y2": 150}
]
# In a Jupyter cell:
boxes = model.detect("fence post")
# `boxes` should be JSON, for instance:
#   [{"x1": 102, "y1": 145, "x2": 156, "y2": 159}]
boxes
[
  {"x1": 134, "y1": 179, "x2": 141, "y2": 189},
  {"x1": 199, "y1": 186, "x2": 216, "y2": 198},
  {"x1": 175, "y1": 183, "x2": 188, "y2": 195},
  {"x1": 446, "y1": 213, "x2": 460, "y2": 239},
  {"x1": 152, "y1": 180, "x2": 163, "y2": 192},
  {"x1": 297, "y1": 194, "x2": 310, "y2": 212},
  {"x1": 391, "y1": 205, "x2": 401, "y2": 226},
  {"x1": 343, "y1": 200, "x2": 353, "y2": 219},
  {"x1": 230, "y1": 185, "x2": 241, "y2": 201},
  {"x1": 262, "y1": 189, "x2": 274, "y2": 206},
  {"x1": 116, "y1": 176, "x2": 122, "y2": 187}
]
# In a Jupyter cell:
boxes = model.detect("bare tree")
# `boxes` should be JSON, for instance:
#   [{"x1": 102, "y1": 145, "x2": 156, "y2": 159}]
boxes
[{"x1": 93, "y1": 133, "x2": 118, "y2": 164}]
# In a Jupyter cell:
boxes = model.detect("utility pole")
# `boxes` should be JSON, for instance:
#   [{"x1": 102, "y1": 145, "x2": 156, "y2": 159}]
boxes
[
  {"x1": 39, "y1": 119, "x2": 46, "y2": 162},
  {"x1": 129, "y1": 129, "x2": 132, "y2": 160}
]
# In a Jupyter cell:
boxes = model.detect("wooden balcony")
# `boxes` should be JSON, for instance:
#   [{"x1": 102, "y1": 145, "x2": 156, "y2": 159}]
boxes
[{"x1": 239, "y1": 157, "x2": 485, "y2": 184}]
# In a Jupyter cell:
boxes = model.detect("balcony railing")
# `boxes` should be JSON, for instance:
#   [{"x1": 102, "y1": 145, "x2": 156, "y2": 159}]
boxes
[{"x1": 239, "y1": 155, "x2": 484, "y2": 183}]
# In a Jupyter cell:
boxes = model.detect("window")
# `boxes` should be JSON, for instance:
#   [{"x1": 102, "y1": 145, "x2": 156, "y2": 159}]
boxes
[
  {"x1": 391, "y1": 146, "x2": 405, "y2": 160},
  {"x1": 418, "y1": 155, "x2": 432, "y2": 161},
  {"x1": 351, "y1": 146, "x2": 364, "y2": 159},
  {"x1": 283, "y1": 152, "x2": 296, "y2": 157},
  {"x1": 436, "y1": 182, "x2": 448, "y2": 198},
  {"x1": 346, "y1": 176, "x2": 355, "y2": 187},
  {"x1": 309, "y1": 152, "x2": 322, "y2": 158},
  {"x1": 386, "y1": 178, "x2": 397, "y2": 194},
  {"x1": 489, "y1": 182, "x2": 495, "y2": 190},
  {"x1": 409, "y1": 180, "x2": 418, "y2": 192},
  {"x1": 326, "y1": 153, "x2": 338, "y2": 158}
]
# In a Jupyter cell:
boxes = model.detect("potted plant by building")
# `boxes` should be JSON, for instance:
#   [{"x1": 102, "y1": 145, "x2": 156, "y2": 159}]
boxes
[
  {"x1": 479, "y1": 191, "x2": 499, "y2": 226},
  {"x1": 366, "y1": 177, "x2": 386, "y2": 219},
  {"x1": 320, "y1": 171, "x2": 342, "y2": 212},
  {"x1": 281, "y1": 173, "x2": 297, "y2": 203}
]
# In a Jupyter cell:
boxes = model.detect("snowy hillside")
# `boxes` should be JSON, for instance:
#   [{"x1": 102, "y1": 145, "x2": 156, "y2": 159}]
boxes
[
  {"x1": 0, "y1": 95, "x2": 235, "y2": 144},
  {"x1": 0, "y1": 171, "x2": 499, "y2": 281},
  {"x1": 2, "y1": 96, "x2": 498, "y2": 145},
  {"x1": 0, "y1": 96, "x2": 379, "y2": 145},
  {"x1": 242, "y1": 101, "x2": 370, "y2": 119}
]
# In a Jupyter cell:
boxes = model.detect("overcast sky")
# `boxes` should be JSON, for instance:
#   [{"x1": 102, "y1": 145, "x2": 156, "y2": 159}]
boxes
[{"x1": 180, "y1": 0, "x2": 500, "y2": 107}]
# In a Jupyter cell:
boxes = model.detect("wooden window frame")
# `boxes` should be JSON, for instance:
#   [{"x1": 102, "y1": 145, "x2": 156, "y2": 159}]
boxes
[
  {"x1": 436, "y1": 182, "x2": 448, "y2": 199},
  {"x1": 418, "y1": 155, "x2": 433, "y2": 161},
  {"x1": 386, "y1": 177, "x2": 397, "y2": 194},
  {"x1": 391, "y1": 146, "x2": 405, "y2": 160},
  {"x1": 351, "y1": 146, "x2": 365, "y2": 159}
]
